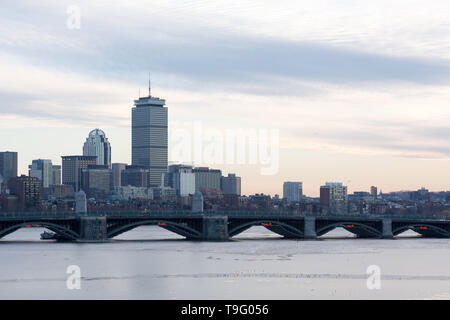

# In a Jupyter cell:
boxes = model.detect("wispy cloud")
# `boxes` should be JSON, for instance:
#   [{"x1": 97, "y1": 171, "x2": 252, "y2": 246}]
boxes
[{"x1": 2, "y1": 0, "x2": 450, "y2": 193}]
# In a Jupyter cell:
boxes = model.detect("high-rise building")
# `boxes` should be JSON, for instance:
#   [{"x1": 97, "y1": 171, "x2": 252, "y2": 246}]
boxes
[
  {"x1": 193, "y1": 167, "x2": 221, "y2": 191},
  {"x1": 28, "y1": 159, "x2": 53, "y2": 188},
  {"x1": 221, "y1": 173, "x2": 241, "y2": 196},
  {"x1": 80, "y1": 165, "x2": 112, "y2": 199},
  {"x1": 51, "y1": 165, "x2": 61, "y2": 185},
  {"x1": 61, "y1": 156, "x2": 97, "y2": 192},
  {"x1": 283, "y1": 181, "x2": 303, "y2": 203},
  {"x1": 0, "y1": 151, "x2": 18, "y2": 184},
  {"x1": 112, "y1": 163, "x2": 127, "y2": 187},
  {"x1": 370, "y1": 186, "x2": 378, "y2": 198},
  {"x1": 163, "y1": 164, "x2": 195, "y2": 196},
  {"x1": 8, "y1": 175, "x2": 41, "y2": 211},
  {"x1": 83, "y1": 129, "x2": 111, "y2": 168},
  {"x1": 320, "y1": 182, "x2": 348, "y2": 214},
  {"x1": 131, "y1": 90, "x2": 168, "y2": 188}
]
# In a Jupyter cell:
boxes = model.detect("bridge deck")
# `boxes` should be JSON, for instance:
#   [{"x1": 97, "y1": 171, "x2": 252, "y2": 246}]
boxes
[
  {"x1": 1, "y1": 211, "x2": 449, "y2": 221},
  {"x1": 1, "y1": 211, "x2": 449, "y2": 241}
]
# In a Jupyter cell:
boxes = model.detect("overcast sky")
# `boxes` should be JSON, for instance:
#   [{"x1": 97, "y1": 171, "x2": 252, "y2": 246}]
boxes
[{"x1": 2, "y1": 0, "x2": 450, "y2": 196}]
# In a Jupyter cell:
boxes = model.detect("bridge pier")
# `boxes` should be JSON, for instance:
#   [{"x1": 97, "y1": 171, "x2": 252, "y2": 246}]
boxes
[
  {"x1": 382, "y1": 218, "x2": 393, "y2": 239},
  {"x1": 202, "y1": 216, "x2": 229, "y2": 241},
  {"x1": 304, "y1": 216, "x2": 317, "y2": 239},
  {"x1": 78, "y1": 216, "x2": 107, "y2": 242}
]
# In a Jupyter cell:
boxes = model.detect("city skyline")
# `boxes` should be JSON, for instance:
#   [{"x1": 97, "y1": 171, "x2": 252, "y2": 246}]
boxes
[
  {"x1": 2, "y1": 120, "x2": 450, "y2": 197},
  {"x1": 2, "y1": 2, "x2": 450, "y2": 303},
  {"x1": 2, "y1": 1, "x2": 450, "y2": 196},
  {"x1": 2, "y1": 88, "x2": 448, "y2": 197}
]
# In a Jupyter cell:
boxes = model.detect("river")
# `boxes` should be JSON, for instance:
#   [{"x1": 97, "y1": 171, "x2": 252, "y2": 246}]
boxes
[{"x1": 1, "y1": 226, "x2": 449, "y2": 299}]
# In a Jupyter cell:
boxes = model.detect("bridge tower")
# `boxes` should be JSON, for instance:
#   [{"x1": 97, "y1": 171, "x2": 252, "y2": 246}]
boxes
[
  {"x1": 78, "y1": 216, "x2": 107, "y2": 242},
  {"x1": 202, "y1": 216, "x2": 229, "y2": 241},
  {"x1": 382, "y1": 218, "x2": 393, "y2": 239},
  {"x1": 304, "y1": 216, "x2": 317, "y2": 239}
]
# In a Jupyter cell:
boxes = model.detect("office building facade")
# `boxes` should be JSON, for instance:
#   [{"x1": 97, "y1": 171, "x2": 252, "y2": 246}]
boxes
[
  {"x1": 131, "y1": 95, "x2": 168, "y2": 187},
  {"x1": 81, "y1": 165, "x2": 112, "y2": 199},
  {"x1": 61, "y1": 156, "x2": 97, "y2": 192},
  {"x1": 0, "y1": 151, "x2": 18, "y2": 184},
  {"x1": 51, "y1": 165, "x2": 61, "y2": 185},
  {"x1": 163, "y1": 164, "x2": 196, "y2": 196},
  {"x1": 193, "y1": 167, "x2": 221, "y2": 191},
  {"x1": 320, "y1": 182, "x2": 348, "y2": 214},
  {"x1": 121, "y1": 165, "x2": 150, "y2": 188},
  {"x1": 8, "y1": 175, "x2": 42, "y2": 211},
  {"x1": 370, "y1": 186, "x2": 378, "y2": 198},
  {"x1": 221, "y1": 173, "x2": 241, "y2": 196},
  {"x1": 283, "y1": 181, "x2": 303, "y2": 203},
  {"x1": 28, "y1": 159, "x2": 53, "y2": 188},
  {"x1": 112, "y1": 163, "x2": 127, "y2": 187}
]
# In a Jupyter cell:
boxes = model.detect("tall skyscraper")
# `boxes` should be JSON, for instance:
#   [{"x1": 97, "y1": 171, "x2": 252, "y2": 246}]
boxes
[
  {"x1": 28, "y1": 159, "x2": 53, "y2": 188},
  {"x1": 83, "y1": 129, "x2": 111, "y2": 168},
  {"x1": 283, "y1": 181, "x2": 303, "y2": 203},
  {"x1": 61, "y1": 156, "x2": 97, "y2": 192},
  {"x1": 131, "y1": 88, "x2": 168, "y2": 188},
  {"x1": 0, "y1": 151, "x2": 18, "y2": 184}
]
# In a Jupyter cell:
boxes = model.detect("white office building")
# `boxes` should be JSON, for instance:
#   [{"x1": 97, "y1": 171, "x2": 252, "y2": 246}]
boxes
[{"x1": 283, "y1": 181, "x2": 303, "y2": 203}]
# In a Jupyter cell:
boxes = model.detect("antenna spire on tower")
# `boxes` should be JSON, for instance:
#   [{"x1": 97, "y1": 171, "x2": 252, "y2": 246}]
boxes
[{"x1": 148, "y1": 72, "x2": 151, "y2": 97}]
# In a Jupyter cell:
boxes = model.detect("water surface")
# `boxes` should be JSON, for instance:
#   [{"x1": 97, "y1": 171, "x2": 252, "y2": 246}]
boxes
[{"x1": 1, "y1": 226, "x2": 449, "y2": 299}]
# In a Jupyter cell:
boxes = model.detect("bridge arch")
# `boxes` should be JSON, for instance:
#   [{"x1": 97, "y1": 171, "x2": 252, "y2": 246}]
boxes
[
  {"x1": 392, "y1": 223, "x2": 450, "y2": 238},
  {"x1": 0, "y1": 221, "x2": 79, "y2": 240},
  {"x1": 316, "y1": 221, "x2": 382, "y2": 238},
  {"x1": 229, "y1": 220, "x2": 304, "y2": 238},
  {"x1": 107, "y1": 219, "x2": 203, "y2": 240}
]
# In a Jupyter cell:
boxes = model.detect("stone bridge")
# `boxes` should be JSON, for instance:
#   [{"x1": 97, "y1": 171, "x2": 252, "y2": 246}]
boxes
[{"x1": 0, "y1": 211, "x2": 449, "y2": 242}]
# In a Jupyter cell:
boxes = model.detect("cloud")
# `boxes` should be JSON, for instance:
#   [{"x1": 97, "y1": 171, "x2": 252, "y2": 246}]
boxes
[
  {"x1": 2, "y1": 0, "x2": 450, "y2": 163},
  {"x1": 3, "y1": 1, "x2": 450, "y2": 95},
  {"x1": 6, "y1": 29, "x2": 450, "y2": 90}
]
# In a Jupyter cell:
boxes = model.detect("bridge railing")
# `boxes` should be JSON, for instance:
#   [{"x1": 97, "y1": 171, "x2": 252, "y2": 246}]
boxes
[{"x1": 0, "y1": 210, "x2": 449, "y2": 221}]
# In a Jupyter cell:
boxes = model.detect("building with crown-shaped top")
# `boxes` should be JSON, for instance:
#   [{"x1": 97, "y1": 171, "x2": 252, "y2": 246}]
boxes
[{"x1": 83, "y1": 129, "x2": 111, "y2": 168}]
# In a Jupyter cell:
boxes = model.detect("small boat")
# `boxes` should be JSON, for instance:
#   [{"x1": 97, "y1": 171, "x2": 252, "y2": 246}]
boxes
[{"x1": 40, "y1": 231, "x2": 58, "y2": 240}]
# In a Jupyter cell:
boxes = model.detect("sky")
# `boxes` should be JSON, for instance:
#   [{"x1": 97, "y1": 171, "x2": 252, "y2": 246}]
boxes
[{"x1": 1, "y1": 0, "x2": 450, "y2": 196}]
